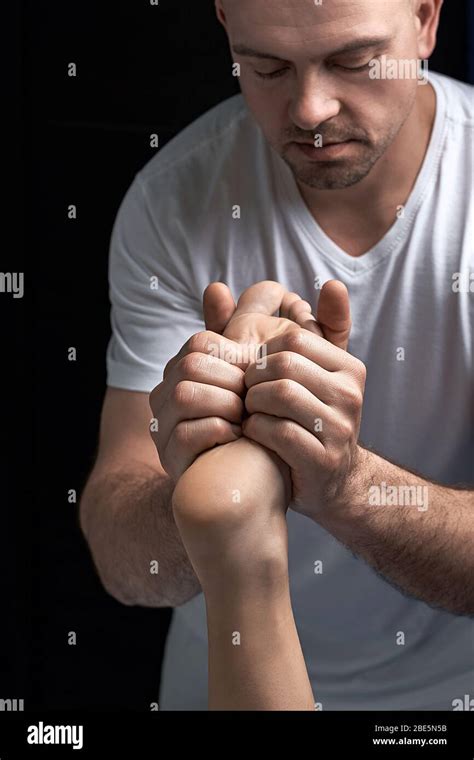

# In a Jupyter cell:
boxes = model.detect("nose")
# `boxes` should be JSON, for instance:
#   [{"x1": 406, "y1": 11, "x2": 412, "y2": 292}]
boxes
[{"x1": 289, "y1": 69, "x2": 341, "y2": 131}]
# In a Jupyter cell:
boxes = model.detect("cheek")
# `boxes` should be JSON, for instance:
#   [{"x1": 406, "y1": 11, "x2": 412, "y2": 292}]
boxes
[
  {"x1": 240, "y1": 81, "x2": 287, "y2": 138},
  {"x1": 350, "y1": 79, "x2": 417, "y2": 135}
]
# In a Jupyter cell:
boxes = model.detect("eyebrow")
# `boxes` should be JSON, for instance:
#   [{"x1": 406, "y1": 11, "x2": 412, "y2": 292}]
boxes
[{"x1": 232, "y1": 36, "x2": 391, "y2": 62}]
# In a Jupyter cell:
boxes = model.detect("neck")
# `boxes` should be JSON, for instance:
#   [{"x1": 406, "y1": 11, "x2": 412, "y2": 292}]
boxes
[{"x1": 296, "y1": 82, "x2": 437, "y2": 222}]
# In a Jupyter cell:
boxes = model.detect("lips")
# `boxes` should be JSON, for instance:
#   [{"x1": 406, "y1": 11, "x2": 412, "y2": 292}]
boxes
[
  {"x1": 296, "y1": 140, "x2": 350, "y2": 146},
  {"x1": 293, "y1": 140, "x2": 356, "y2": 161}
]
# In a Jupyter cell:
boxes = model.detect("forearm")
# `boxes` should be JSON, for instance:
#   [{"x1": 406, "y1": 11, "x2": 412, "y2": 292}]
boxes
[
  {"x1": 206, "y1": 581, "x2": 315, "y2": 711},
  {"x1": 322, "y1": 446, "x2": 474, "y2": 615},
  {"x1": 79, "y1": 464, "x2": 201, "y2": 607}
]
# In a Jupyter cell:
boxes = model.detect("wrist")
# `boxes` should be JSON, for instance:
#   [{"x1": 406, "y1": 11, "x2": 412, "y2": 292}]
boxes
[{"x1": 320, "y1": 445, "x2": 373, "y2": 532}]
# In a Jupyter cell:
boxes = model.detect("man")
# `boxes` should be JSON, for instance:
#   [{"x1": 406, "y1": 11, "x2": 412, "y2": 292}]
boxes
[{"x1": 80, "y1": 0, "x2": 474, "y2": 710}]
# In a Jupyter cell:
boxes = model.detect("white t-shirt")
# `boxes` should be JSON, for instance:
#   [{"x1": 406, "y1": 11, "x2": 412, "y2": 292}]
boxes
[{"x1": 106, "y1": 71, "x2": 474, "y2": 710}]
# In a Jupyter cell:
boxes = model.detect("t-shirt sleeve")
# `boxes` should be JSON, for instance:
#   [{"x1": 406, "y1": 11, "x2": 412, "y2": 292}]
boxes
[{"x1": 105, "y1": 173, "x2": 205, "y2": 393}]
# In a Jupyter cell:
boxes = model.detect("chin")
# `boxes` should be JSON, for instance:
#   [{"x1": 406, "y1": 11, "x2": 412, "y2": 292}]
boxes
[
  {"x1": 282, "y1": 144, "x2": 383, "y2": 190},
  {"x1": 295, "y1": 165, "x2": 372, "y2": 190},
  {"x1": 284, "y1": 158, "x2": 369, "y2": 190}
]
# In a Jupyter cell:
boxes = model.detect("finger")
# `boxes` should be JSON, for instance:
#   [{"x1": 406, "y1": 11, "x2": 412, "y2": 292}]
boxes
[
  {"x1": 162, "y1": 416, "x2": 242, "y2": 480},
  {"x1": 255, "y1": 330, "x2": 344, "y2": 373},
  {"x1": 242, "y1": 412, "x2": 325, "y2": 472},
  {"x1": 232, "y1": 280, "x2": 288, "y2": 317},
  {"x1": 163, "y1": 331, "x2": 247, "y2": 379},
  {"x1": 245, "y1": 350, "x2": 336, "y2": 405},
  {"x1": 159, "y1": 353, "x2": 245, "y2": 408},
  {"x1": 155, "y1": 381, "x2": 244, "y2": 456},
  {"x1": 203, "y1": 282, "x2": 237, "y2": 333},
  {"x1": 245, "y1": 379, "x2": 332, "y2": 442},
  {"x1": 316, "y1": 280, "x2": 352, "y2": 351},
  {"x1": 155, "y1": 353, "x2": 245, "y2": 434}
]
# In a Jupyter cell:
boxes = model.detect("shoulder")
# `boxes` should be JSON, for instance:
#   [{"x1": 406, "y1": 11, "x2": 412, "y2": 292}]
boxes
[
  {"x1": 429, "y1": 71, "x2": 473, "y2": 213},
  {"x1": 430, "y1": 71, "x2": 473, "y2": 128},
  {"x1": 137, "y1": 94, "x2": 253, "y2": 190},
  {"x1": 110, "y1": 93, "x2": 261, "y2": 277}
]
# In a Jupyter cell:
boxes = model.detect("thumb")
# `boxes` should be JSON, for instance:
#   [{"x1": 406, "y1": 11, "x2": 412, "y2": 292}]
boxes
[
  {"x1": 202, "y1": 282, "x2": 237, "y2": 334},
  {"x1": 316, "y1": 280, "x2": 352, "y2": 351}
]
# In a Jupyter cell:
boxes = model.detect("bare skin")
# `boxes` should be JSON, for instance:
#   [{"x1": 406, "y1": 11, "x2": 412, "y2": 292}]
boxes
[
  {"x1": 171, "y1": 280, "x2": 351, "y2": 709},
  {"x1": 172, "y1": 438, "x2": 315, "y2": 710}
]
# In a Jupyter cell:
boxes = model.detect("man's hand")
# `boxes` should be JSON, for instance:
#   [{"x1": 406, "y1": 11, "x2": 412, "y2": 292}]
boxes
[
  {"x1": 149, "y1": 331, "x2": 247, "y2": 483},
  {"x1": 206, "y1": 278, "x2": 364, "y2": 521},
  {"x1": 241, "y1": 290, "x2": 366, "y2": 520},
  {"x1": 149, "y1": 279, "x2": 335, "y2": 484}
]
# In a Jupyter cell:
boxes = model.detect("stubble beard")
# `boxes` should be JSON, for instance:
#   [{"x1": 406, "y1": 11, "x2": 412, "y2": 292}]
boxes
[{"x1": 281, "y1": 131, "x2": 397, "y2": 190}]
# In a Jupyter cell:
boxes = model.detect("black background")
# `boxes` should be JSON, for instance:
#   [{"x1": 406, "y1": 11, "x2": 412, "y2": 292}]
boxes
[{"x1": 3, "y1": 0, "x2": 473, "y2": 711}]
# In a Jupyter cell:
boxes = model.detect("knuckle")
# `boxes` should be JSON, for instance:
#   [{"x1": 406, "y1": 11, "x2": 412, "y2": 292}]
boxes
[
  {"x1": 172, "y1": 379, "x2": 196, "y2": 409},
  {"x1": 337, "y1": 417, "x2": 354, "y2": 441},
  {"x1": 323, "y1": 447, "x2": 343, "y2": 473},
  {"x1": 351, "y1": 358, "x2": 367, "y2": 384},
  {"x1": 243, "y1": 412, "x2": 260, "y2": 436},
  {"x1": 179, "y1": 352, "x2": 206, "y2": 378},
  {"x1": 344, "y1": 384, "x2": 364, "y2": 411},
  {"x1": 284, "y1": 330, "x2": 307, "y2": 354},
  {"x1": 274, "y1": 351, "x2": 295, "y2": 376},
  {"x1": 212, "y1": 417, "x2": 235, "y2": 443},
  {"x1": 279, "y1": 420, "x2": 298, "y2": 447},
  {"x1": 187, "y1": 331, "x2": 209, "y2": 354},
  {"x1": 275, "y1": 377, "x2": 297, "y2": 402},
  {"x1": 200, "y1": 329, "x2": 217, "y2": 345},
  {"x1": 173, "y1": 420, "x2": 191, "y2": 447},
  {"x1": 213, "y1": 416, "x2": 230, "y2": 436}
]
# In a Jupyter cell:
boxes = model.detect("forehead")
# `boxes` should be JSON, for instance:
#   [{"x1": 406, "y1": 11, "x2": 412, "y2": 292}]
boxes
[{"x1": 223, "y1": 0, "x2": 404, "y2": 53}]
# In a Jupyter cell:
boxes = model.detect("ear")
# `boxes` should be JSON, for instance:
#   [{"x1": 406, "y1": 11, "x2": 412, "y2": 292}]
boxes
[
  {"x1": 215, "y1": 0, "x2": 227, "y2": 28},
  {"x1": 414, "y1": 0, "x2": 444, "y2": 60}
]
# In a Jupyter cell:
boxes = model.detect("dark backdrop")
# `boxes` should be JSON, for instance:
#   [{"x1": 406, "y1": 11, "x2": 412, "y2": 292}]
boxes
[{"x1": 4, "y1": 0, "x2": 473, "y2": 711}]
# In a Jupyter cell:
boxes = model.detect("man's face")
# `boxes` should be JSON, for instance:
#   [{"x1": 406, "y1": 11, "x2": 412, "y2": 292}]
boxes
[{"x1": 219, "y1": 0, "x2": 425, "y2": 190}]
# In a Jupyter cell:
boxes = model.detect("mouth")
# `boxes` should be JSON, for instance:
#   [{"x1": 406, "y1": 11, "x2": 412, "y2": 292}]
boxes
[
  {"x1": 296, "y1": 140, "x2": 349, "y2": 145},
  {"x1": 292, "y1": 139, "x2": 357, "y2": 160}
]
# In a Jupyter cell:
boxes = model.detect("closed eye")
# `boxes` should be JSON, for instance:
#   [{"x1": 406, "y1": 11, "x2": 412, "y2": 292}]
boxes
[
  {"x1": 253, "y1": 67, "x2": 289, "y2": 80},
  {"x1": 254, "y1": 58, "x2": 375, "y2": 80},
  {"x1": 336, "y1": 62, "x2": 372, "y2": 72}
]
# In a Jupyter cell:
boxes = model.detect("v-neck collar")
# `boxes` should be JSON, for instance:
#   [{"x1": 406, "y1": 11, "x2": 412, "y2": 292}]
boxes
[{"x1": 270, "y1": 72, "x2": 447, "y2": 276}]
